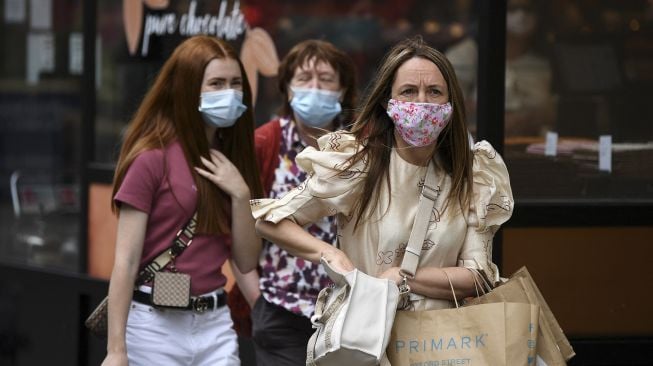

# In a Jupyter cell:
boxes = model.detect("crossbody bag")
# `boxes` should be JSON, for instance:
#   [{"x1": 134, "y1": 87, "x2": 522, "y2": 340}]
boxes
[{"x1": 85, "y1": 212, "x2": 198, "y2": 337}]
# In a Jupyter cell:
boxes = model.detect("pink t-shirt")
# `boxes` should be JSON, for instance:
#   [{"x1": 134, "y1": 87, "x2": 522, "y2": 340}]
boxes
[{"x1": 114, "y1": 141, "x2": 229, "y2": 295}]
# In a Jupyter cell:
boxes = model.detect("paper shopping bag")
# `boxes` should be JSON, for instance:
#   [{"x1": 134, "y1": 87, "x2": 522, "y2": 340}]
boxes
[
  {"x1": 466, "y1": 267, "x2": 575, "y2": 365},
  {"x1": 387, "y1": 302, "x2": 540, "y2": 366}
]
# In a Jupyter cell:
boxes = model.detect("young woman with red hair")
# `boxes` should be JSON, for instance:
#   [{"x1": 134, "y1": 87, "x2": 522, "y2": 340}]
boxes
[{"x1": 102, "y1": 35, "x2": 262, "y2": 366}]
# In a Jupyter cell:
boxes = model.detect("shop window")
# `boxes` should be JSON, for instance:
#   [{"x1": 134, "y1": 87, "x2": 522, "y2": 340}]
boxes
[
  {"x1": 0, "y1": 0, "x2": 83, "y2": 272},
  {"x1": 88, "y1": 0, "x2": 483, "y2": 277},
  {"x1": 93, "y1": 0, "x2": 481, "y2": 165},
  {"x1": 503, "y1": 0, "x2": 653, "y2": 201}
]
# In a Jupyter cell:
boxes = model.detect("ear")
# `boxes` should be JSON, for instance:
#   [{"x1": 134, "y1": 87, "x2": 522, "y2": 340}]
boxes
[{"x1": 287, "y1": 86, "x2": 294, "y2": 102}]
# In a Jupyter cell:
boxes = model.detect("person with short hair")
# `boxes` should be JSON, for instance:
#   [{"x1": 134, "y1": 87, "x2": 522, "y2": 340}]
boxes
[{"x1": 233, "y1": 39, "x2": 357, "y2": 366}]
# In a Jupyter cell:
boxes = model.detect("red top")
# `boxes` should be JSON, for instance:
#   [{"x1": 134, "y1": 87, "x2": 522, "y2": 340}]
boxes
[
  {"x1": 255, "y1": 118, "x2": 282, "y2": 195},
  {"x1": 114, "y1": 141, "x2": 229, "y2": 295}
]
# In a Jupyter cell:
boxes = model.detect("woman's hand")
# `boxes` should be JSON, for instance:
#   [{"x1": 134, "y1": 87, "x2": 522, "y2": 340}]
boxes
[
  {"x1": 378, "y1": 266, "x2": 402, "y2": 286},
  {"x1": 320, "y1": 247, "x2": 355, "y2": 273},
  {"x1": 101, "y1": 350, "x2": 128, "y2": 366},
  {"x1": 195, "y1": 149, "x2": 250, "y2": 200}
]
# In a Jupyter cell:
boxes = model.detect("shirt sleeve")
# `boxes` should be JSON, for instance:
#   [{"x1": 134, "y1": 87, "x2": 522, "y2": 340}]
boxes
[
  {"x1": 457, "y1": 141, "x2": 514, "y2": 286},
  {"x1": 251, "y1": 131, "x2": 366, "y2": 226},
  {"x1": 114, "y1": 149, "x2": 165, "y2": 214}
]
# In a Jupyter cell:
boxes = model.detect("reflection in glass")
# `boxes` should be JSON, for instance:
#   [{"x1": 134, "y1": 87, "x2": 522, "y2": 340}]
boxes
[
  {"x1": 0, "y1": 0, "x2": 83, "y2": 272},
  {"x1": 94, "y1": 0, "x2": 479, "y2": 165},
  {"x1": 503, "y1": 0, "x2": 653, "y2": 201}
]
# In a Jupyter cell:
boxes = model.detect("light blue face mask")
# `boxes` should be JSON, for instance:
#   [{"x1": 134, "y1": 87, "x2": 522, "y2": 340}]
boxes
[
  {"x1": 198, "y1": 89, "x2": 247, "y2": 128},
  {"x1": 289, "y1": 87, "x2": 342, "y2": 128}
]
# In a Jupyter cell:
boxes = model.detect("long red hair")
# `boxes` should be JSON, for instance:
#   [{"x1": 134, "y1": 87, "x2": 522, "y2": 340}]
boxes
[{"x1": 112, "y1": 35, "x2": 263, "y2": 235}]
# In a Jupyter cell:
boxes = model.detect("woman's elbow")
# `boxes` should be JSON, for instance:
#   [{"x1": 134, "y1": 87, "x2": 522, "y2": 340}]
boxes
[
  {"x1": 235, "y1": 258, "x2": 257, "y2": 273},
  {"x1": 254, "y1": 218, "x2": 269, "y2": 238},
  {"x1": 232, "y1": 245, "x2": 259, "y2": 273}
]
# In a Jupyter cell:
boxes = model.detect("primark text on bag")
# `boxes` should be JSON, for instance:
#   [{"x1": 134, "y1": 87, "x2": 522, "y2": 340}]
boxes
[{"x1": 388, "y1": 272, "x2": 541, "y2": 366}]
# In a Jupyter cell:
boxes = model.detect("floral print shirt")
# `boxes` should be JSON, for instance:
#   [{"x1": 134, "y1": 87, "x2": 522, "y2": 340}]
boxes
[{"x1": 258, "y1": 118, "x2": 337, "y2": 317}]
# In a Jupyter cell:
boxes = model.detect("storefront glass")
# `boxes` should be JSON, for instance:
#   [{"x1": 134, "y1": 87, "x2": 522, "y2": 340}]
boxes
[
  {"x1": 94, "y1": 0, "x2": 480, "y2": 165},
  {"x1": 2, "y1": 0, "x2": 483, "y2": 274},
  {"x1": 501, "y1": 0, "x2": 653, "y2": 201},
  {"x1": 0, "y1": 0, "x2": 83, "y2": 272}
]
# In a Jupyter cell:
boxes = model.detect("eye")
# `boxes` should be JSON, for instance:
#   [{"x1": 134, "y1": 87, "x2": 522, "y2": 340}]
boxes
[
  {"x1": 295, "y1": 73, "x2": 311, "y2": 82},
  {"x1": 319, "y1": 73, "x2": 336, "y2": 83},
  {"x1": 211, "y1": 79, "x2": 225, "y2": 88},
  {"x1": 429, "y1": 88, "x2": 442, "y2": 96},
  {"x1": 400, "y1": 88, "x2": 415, "y2": 96}
]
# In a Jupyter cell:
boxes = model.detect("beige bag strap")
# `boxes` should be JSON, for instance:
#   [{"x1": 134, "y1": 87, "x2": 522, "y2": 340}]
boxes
[
  {"x1": 136, "y1": 212, "x2": 198, "y2": 285},
  {"x1": 399, "y1": 162, "x2": 440, "y2": 277},
  {"x1": 306, "y1": 329, "x2": 320, "y2": 366},
  {"x1": 396, "y1": 163, "x2": 440, "y2": 309},
  {"x1": 311, "y1": 258, "x2": 348, "y2": 325}
]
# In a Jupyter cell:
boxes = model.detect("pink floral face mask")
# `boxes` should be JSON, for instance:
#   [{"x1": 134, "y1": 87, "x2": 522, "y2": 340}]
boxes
[{"x1": 386, "y1": 99, "x2": 453, "y2": 147}]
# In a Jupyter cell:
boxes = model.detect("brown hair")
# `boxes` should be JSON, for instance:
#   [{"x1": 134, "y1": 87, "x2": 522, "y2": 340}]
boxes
[
  {"x1": 347, "y1": 37, "x2": 473, "y2": 229},
  {"x1": 277, "y1": 39, "x2": 357, "y2": 125},
  {"x1": 112, "y1": 35, "x2": 263, "y2": 235}
]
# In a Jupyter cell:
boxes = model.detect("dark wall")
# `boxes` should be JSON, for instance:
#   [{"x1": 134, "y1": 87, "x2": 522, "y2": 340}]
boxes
[{"x1": 0, "y1": 263, "x2": 107, "y2": 365}]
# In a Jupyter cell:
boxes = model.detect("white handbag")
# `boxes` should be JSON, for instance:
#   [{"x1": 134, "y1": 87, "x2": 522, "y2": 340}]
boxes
[
  {"x1": 306, "y1": 258, "x2": 399, "y2": 366},
  {"x1": 306, "y1": 163, "x2": 440, "y2": 366}
]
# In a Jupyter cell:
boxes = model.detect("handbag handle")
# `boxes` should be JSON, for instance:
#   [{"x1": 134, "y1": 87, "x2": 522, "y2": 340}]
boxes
[
  {"x1": 467, "y1": 267, "x2": 492, "y2": 295},
  {"x1": 444, "y1": 268, "x2": 491, "y2": 311},
  {"x1": 311, "y1": 257, "x2": 351, "y2": 326},
  {"x1": 442, "y1": 270, "x2": 460, "y2": 308}
]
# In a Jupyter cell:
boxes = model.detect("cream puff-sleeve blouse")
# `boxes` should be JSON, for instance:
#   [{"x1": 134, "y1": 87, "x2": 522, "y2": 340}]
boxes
[{"x1": 251, "y1": 131, "x2": 514, "y2": 310}]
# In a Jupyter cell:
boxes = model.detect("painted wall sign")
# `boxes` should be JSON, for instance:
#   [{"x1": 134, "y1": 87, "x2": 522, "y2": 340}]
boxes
[
  {"x1": 122, "y1": 0, "x2": 279, "y2": 105},
  {"x1": 123, "y1": 0, "x2": 246, "y2": 57}
]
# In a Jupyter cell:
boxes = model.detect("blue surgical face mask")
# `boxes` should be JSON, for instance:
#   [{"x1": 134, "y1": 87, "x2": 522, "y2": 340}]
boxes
[
  {"x1": 198, "y1": 89, "x2": 247, "y2": 128},
  {"x1": 289, "y1": 87, "x2": 342, "y2": 128}
]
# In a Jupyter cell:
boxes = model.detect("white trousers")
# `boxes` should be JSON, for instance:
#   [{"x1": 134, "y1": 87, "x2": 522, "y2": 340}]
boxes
[{"x1": 126, "y1": 299, "x2": 240, "y2": 365}]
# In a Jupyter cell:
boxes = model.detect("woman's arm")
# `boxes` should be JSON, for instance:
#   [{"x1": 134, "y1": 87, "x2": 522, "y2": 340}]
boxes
[
  {"x1": 255, "y1": 219, "x2": 354, "y2": 273},
  {"x1": 229, "y1": 260, "x2": 260, "y2": 308},
  {"x1": 258, "y1": 220, "x2": 477, "y2": 299},
  {"x1": 230, "y1": 192, "x2": 261, "y2": 272},
  {"x1": 195, "y1": 149, "x2": 261, "y2": 272},
  {"x1": 102, "y1": 205, "x2": 148, "y2": 366},
  {"x1": 378, "y1": 266, "x2": 478, "y2": 300}
]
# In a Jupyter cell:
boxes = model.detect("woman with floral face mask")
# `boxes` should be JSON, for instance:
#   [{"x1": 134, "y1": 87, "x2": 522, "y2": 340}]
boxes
[
  {"x1": 228, "y1": 39, "x2": 357, "y2": 366},
  {"x1": 102, "y1": 35, "x2": 262, "y2": 366},
  {"x1": 252, "y1": 37, "x2": 514, "y2": 360}
]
